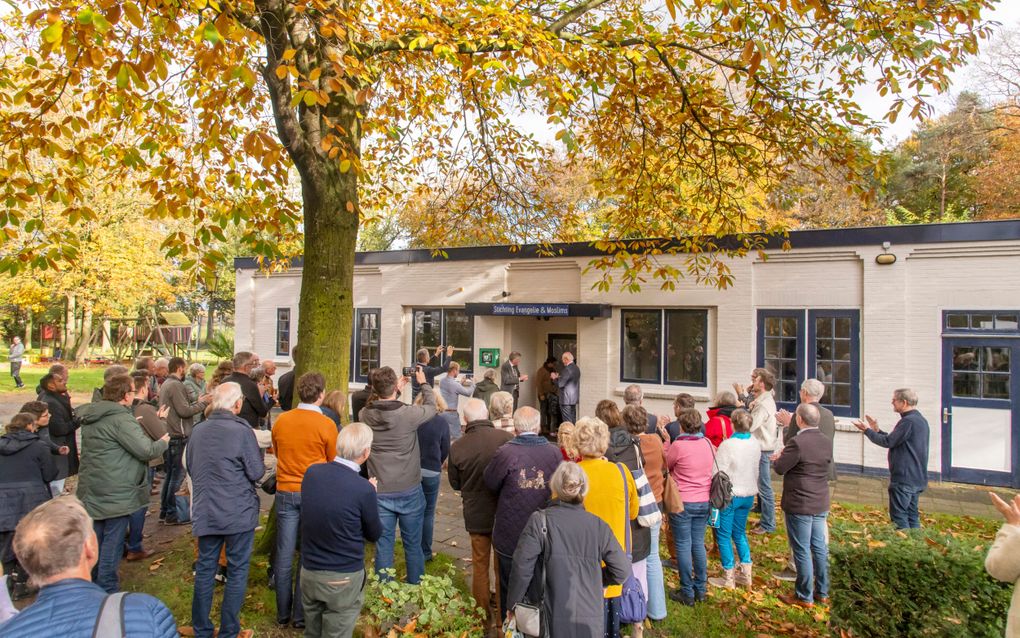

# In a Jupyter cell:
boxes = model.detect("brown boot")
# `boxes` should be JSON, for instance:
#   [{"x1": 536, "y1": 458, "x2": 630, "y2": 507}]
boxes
[{"x1": 735, "y1": 562, "x2": 753, "y2": 590}]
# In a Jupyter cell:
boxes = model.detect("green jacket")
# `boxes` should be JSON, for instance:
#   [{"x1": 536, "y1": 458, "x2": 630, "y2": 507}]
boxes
[{"x1": 76, "y1": 400, "x2": 168, "y2": 520}]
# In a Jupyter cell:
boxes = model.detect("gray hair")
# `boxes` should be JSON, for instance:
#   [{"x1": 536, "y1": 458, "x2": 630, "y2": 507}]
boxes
[
  {"x1": 513, "y1": 406, "x2": 541, "y2": 434},
  {"x1": 623, "y1": 384, "x2": 643, "y2": 405},
  {"x1": 483, "y1": 369, "x2": 497, "y2": 381},
  {"x1": 562, "y1": 351, "x2": 574, "y2": 363},
  {"x1": 894, "y1": 388, "x2": 919, "y2": 406},
  {"x1": 462, "y1": 398, "x2": 489, "y2": 423},
  {"x1": 232, "y1": 351, "x2": 256, "y2": 370},
  {"x1": 573, "y1": 416, "x2": 610, "y2": 459},
  {"x1": 153, "y1": 357, "x2": 169, "y2": 371},
  {"x1": 337, "y1": 422, "x2": 373, "y2": 461},
  {"x1": 416, "y1": 347, "x2": 430, "y2": 363},
  {"x1": 550, "y1": 462, "x2": 589, "y2": 504},
  {"x1": 188, "y1": 363, "x2": 205, "y2": 377},
  {"x1": 801, "y1": 378, "x2": 825, "y2": 400},
  {"x1": 796, "y1": 402, "x2": 821, "y2": 428},
  {"x1": 713, "y1": 390, "x2": 739, "y2": 407},
  {"x1": 489, "y1": 391, "x2": 514, "y2": 420},
  {"x1": 211, "y1": 382, "x2": 243, "y2": 411},
  {"x1": 248, "y1": 366, "x2": 266, "y2": 383},
  {"x1": 103, "y1": 365, "x2": 129, "y2": 382},
  {"x1": 14, "y1": 496, "x2": 93, "y2": 587}
]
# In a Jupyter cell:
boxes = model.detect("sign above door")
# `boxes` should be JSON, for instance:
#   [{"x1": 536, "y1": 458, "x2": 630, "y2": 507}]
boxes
[{"x1": 465, "y1": 303, "x2": 612, "y2": 318}]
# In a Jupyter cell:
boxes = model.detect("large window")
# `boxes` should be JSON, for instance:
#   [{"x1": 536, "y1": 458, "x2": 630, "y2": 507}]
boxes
[
  {"x1": 951, "y1": 345, "x2": 1010, "y2": 400},
  {"x1": 621, "y1": 309, "x2": 707, "y2": 386},
  {"x1": 757, "y1": 309, "x2": 860, "y2": 416},
  {"x1": 276, "y1": 308, "x2": 291, "y2": 357},
  {"x1": 412, "y1": 308, "x2": 474, "y2": 373},
  {"x1": 354, "y1": 309, "x2": 381, "y2": 383}
]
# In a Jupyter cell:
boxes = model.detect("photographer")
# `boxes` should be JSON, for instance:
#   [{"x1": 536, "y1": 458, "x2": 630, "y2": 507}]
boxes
[
  {"x1": 360, "y1": 366, "x2": 437, "y2": 584},
  {"x1": 410, "y1": 344, "x2": 454, "y2": 400}
]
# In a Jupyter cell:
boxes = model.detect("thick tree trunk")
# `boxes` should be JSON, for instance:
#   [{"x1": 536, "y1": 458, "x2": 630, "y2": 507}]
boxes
[
  {"x1": 294, "y1": 156, "x2": 359, "y2": 393},
  {"x1": 75, "y1": 305, "x2": 94, "y2": 364}
]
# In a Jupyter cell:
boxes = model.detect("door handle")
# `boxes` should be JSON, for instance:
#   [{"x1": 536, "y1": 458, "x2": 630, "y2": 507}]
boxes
[{"x1": 942, "y1": 407, "x2": 952, "y2": 424}]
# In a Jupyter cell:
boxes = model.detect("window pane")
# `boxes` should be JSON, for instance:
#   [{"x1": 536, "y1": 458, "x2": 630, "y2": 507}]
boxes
[
  {"x1": 984, "y1": 374, "x2": 1010, "y2": 399},
  {"x1": 995, "y1": 315, "x2": 1019, "y2": 331},
  {"x1": 782, "y1": 338, "x2": 797, "y2": 359},
  {"x1": 816, "y1": 317, "x2": 832, "y2": 339},
  {"x1": 444, "y1": 310, "x2": 473, "y2": 371},
  {"x1": 832, "y1": 384, "x2": 850, "y2": 407},
  {"x1": 834, "y1": 339, "x2": 850, "y2": 360},
  {"x1": 815, "y1": 362, "x2": 832, "y2": 383},
  {"x1": 782, "y1": 317, "x2": 797, "y2": 337},
  {"x1": 985, "y1": 347, "x2": 1010, "y2": 373},
  {"x1": 781, "y1": 382, "x2": 798, "y2": 403},
  {"x1": 782, "y1": 360, "x2": 797, "y2": 381},
  {"x1": 357, "y1": 311, "x2": 381, "y2": 380},
  {"x1": 277, "y1": 308, "x2": 290, "y2": 356},
  {"x1": 665, "y1": 310, "x2": 706, "y2": 384},
  {"x1": 953, "y1": 373, "x2": 979, "y2": 397},
  {"x1": 832, "y1": 361, "x2": 850, "y2": 384},
  {"x1": 816, "y1": 340, "x2": 832, "y2": 360},
  {"x1": 765, "y1": 338, "x2": 781, "y2": 359},
  {"x1": 971, "y1": 314, "x2": 994, "y2": 330},
  {"x1": 413, "y1": 309, "x2": 441, "y2": 354},
  {"x1": 834, "y1": 317, "x2": 851, "y2": 339},
  {"x1": 953, "y1": 347, "x2": 980, "y2": 371},
  {"x1": 765, "y1": 317, "x2": 781, "y2": 336},
  {"x1": 623, "y1": 310, "x2": 661, "y2": 382},
  {"x1": 947, "y1": 314, "x2": 969, "y2": 329}
]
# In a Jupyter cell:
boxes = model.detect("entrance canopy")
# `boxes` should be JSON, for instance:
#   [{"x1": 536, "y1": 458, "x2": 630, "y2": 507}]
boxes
[{"x1": 465, "y1": 302, "x2": 611, "y2": 318}]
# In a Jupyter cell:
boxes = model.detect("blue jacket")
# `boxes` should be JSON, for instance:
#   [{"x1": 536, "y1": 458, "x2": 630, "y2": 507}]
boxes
[
  {"x1": 417, "y1": 414, "x2": 451, "y2": 473},
  {"x1": 0, "y1": 578, "x2": 177, "y2": 637},
  {"x1": 300, "y1": 461, "x2": 382, "y2": 573},
  {"x1": 865, "y1": 409, "x2": 930, "y2": 488},
  {"x1": 555, "y1": 363, "x2": 580, "y2": 405},
  {"x1": 186, "y1": 410, "x2": 265, "y2": 536}
]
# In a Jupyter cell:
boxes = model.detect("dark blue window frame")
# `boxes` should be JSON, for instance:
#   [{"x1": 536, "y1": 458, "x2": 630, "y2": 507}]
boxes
[
  {"x1": 411, "y1": 308, "x2": 474, "y2": 375},
  {"x1": 619, "y1": 308, "x2": 708, "y2": 388},
  {"x1": 757, "y1": 309, "x2": 861, "y2": 417},
  {"x1": 354, "y1": 308, "x2": 381, "y2": 384},
  {"x1": 276, "y1": 308, "x2": 291, "y2": 357},
  {"x1": 943, "y1": 310, "x2": 1020, "y2": 335}
]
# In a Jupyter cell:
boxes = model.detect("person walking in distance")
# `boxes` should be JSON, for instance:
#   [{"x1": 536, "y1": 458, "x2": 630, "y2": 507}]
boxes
[
  {"x1": 9, "y1": 336, "x2": 25, "y2": 389},
  {"x1": 551, "y1": 352, "x2": 580, "y2": 425}
]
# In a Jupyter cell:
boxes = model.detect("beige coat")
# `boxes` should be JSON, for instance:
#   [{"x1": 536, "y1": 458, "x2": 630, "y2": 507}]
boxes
[{"x1": 986, "y1": 523, "x2": 1020, "y2": 638}]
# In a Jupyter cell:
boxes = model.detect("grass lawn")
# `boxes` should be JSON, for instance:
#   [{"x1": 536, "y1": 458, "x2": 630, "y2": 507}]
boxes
[
  {"x1": 118, "y1": 503, "x2": 1000, "y2": 638},
  {"x1": 0, "y1": 363, "x2": 106, "y2": 394}
]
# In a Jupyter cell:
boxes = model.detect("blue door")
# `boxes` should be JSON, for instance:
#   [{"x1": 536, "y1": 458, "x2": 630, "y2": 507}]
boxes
[{"x1": 941, "y1": 338, "x2": 1020, "y2": 487}]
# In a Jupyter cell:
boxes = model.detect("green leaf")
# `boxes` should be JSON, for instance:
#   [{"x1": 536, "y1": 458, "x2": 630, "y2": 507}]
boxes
[
  {"x1": 202, "y1": 22, "x2": 221, "y2": 44},
  {"x1": 41, "y1": 23, "x2": 63, "y2": 45}
]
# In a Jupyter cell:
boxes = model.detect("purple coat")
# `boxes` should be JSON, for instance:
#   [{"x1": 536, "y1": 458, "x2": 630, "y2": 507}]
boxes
[{"x1": 483, "y1": 434, "x2": 562, "y2": 557}]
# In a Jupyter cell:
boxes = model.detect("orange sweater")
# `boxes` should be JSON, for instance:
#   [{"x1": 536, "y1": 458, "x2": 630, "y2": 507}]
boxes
[{"x1": 271, "y1": 408, "x2": 338, "y2": 492}]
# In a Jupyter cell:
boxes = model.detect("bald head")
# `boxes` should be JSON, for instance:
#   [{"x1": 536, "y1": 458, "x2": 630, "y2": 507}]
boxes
[
  {"x1": 796, "y1": 402, "x2": 821, "y2": 428},
  {"x1": 513, "y1": 406, "x2": 541, "y2": 434},
  {"x1": 462, "y1": 398, "x2": 489, "y2": 423},
  {"x1": 13, "y1": 497, "x2": 97, "y2": 587}
]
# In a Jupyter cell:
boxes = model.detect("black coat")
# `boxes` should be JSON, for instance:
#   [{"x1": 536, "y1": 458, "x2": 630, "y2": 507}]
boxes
[
  {"x1": 225, "y1": 372, "x2": 268, "y2": 429},
  {"x1": 38, "y1": 389, "x2": 79, "y2": 478},
  {"x1": 448, "y1": 420, "x2": 513, "y2": 534},
  {"x1": 0, "y1": 431, "x2": 58, "y2": 531},
  {"x1": 605, "y1": 428, "x2": 651, "y2": 561},
  {"x1": 278, "y1": 370, "x2": 295, "y2": 411},
  {"x1": 774, "y1": 428, "x2": 832, "y2": 515},
  {"x1": 507, "y1": 501, "x2": 630, "y2": 638}
]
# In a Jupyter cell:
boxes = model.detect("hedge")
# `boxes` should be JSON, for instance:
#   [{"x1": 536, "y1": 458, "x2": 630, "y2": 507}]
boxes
[{"x1": 829, "y1": 527, "x2": 1012, "y2": 637}]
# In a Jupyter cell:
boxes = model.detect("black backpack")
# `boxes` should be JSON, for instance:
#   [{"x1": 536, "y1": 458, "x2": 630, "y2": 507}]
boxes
[{"x1": 707, "y1": 439, "x2": 733, "y2": 509}]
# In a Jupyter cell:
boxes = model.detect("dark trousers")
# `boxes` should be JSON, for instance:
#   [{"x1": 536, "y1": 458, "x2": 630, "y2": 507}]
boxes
[
  {"x1": 160, "y1": 437, "x2": 187, "y2": 521},
  {"x1": 193, "y1": 530, "x2": 255, "y2": 638},
  {"x1": 889, "y1": 482, "x2": 924, "y2": 529},
  {"x1": 496, "y1": 551, "x2": 513, "y2": 620},
  {"x1": 560, "y1": 403, "x2": 577, "y2": 425},
  {"x1": 539, "y1": 395, "x2": 561, "y2": 434},
  {"x1": 9, "y1": 362, "x2": 22, "y2": 387},
  {"x1": 511, "y1": 389, "x2": 519, "y2": 412}
]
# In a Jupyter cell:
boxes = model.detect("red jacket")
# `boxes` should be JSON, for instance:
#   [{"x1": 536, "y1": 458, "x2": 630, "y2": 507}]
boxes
[{"x1": 704, "y1": 405, "x2": 736, "y2": 448}]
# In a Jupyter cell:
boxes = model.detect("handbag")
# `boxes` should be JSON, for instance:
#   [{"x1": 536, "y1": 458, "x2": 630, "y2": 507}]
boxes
[
  {"x1": 615, "y1": 463, "x2": 648, "y2": 625},
  {"x1": 512, "y1": 510, "x2": 548, "y2": 638},
  {"x1": 662, "y1": 469, "x2": 684, "y2": 515},
  {"x1": 707, "y1": 439, "x2": 733, "y2": 510},
  {"x1": 631, "y1": 443, "x2": 662, "y2": 528}
]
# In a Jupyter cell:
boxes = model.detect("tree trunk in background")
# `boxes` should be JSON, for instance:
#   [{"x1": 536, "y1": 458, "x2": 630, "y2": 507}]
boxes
[
  {"x1": 206, "y1": 299, "x2": 215, "y2": 347},
  {"x1": 63, "y1": 294, "x2": 76, "y2": 358},
  {"x1": 294, "y1": 152, "x2": 358, "y2": 394},
  {"x1": 24, "y1": 310, "x2": 32, "y2": 350},
  {"x1": 75, "y1": 305, "x2": 94, "y2": 364}
]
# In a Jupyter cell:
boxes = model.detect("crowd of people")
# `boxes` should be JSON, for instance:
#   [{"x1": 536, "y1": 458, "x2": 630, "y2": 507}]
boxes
[{"x1": 0, "y1": 340, "x2": 1018, "y2": 638}]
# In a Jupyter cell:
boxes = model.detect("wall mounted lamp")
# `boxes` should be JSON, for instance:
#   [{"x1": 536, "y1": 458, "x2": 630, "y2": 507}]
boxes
[{"x1": 875, "y1": 241, "x2": 897, "y2": 265}]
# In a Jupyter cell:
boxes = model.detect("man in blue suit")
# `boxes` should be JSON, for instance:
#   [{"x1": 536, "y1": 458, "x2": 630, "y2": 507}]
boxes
[{"x1": 551, "y1": 351, "x2": 580, "y2": 424}]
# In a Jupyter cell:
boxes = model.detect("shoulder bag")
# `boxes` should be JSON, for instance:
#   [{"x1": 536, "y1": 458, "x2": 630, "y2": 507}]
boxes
[
  {"x1": 662, "y1": 443, "x2": 684, "y2": 515},
  {"x1": 630, "y1": 442, "x2": 662, "y2": 528},
  {"x1": 615, "y1": 463, "x2": 648, "y2": 625},
  {"x1": 708, "y1": 438, "x2": 733, "y2": 511}
]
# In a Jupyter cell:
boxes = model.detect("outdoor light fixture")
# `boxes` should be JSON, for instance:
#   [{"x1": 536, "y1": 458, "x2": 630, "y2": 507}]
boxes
[{"x1": 875, "y1": 241, "x2": 897, "y2": 265}]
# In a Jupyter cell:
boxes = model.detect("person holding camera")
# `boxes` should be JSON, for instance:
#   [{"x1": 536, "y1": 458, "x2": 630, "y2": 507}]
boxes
[
  {"x1": 410, "y1": 345, "x2": 454, "y2": 400},
  {"x1": 360, "y1": 366, "x2": 437, "y2": 584}
]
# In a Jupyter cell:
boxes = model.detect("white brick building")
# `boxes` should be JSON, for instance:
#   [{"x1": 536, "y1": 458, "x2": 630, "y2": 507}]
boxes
[{"x1": 235, "y1": 221, "x2": 1020, "y2": 488}]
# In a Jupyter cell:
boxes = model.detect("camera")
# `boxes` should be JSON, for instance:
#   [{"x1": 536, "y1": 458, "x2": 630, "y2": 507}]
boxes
[{"x1": 401, "y1": 366, "x2": 416, "y2": 377}]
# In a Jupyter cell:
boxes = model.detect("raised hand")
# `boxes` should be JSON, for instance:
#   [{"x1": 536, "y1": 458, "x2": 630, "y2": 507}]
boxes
[{"x1": 989, "y1": 492, "x2": 1020, "y2": 526}]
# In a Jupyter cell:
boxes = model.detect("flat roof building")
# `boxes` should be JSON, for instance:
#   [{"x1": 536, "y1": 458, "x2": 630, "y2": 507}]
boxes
[{"x1": 235, "y1": 220, "x2": 1020, "y2": 488}]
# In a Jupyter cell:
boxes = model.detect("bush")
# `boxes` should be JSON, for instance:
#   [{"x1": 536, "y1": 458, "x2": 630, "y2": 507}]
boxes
[
  {"x1": 830, "y1": 527, "x2": 1012, "y2": 637},
  {"x1": 361, "y1": 567, "x2": 486, "y2": 637},
  {"x1": 206, "y1": 329, "x2": 234, "y2": 361}
]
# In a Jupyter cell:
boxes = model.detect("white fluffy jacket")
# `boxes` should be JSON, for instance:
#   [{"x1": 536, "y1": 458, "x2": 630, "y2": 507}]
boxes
[
  {"x1": 986, "y1": 523, "x2": 1020, "y2": 638},
  {"x1": 713, "y1": 435, "x2": 762, "y2": 498}
]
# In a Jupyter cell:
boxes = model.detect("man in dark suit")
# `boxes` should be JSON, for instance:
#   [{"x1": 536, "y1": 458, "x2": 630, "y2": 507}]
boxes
[
  {"x1": 550, "y1": 352, "x2": 580, "y2": 424},
  {"x1": 498, "y1": 352, "x2": 528, "y2": 411},
  {"x1": 224, "y1": 351, "x2": 269, "y2": 429},
  {"x1": 278, "y1": 346, "x2": 297, "y2": 411},
  {"x1": 773, "y1": 403, "x2": 833, "y2": 608}
]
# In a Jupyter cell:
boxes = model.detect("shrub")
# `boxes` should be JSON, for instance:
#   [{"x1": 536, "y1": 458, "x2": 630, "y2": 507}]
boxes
[
  {"x1": 205, "y1": 329, "x2": 234, "y2": 361},
  {"x1": 829, "y1": 527, "x2": 1012, "y2": 637},
  {"x1": 361, "y1": 567, "x2": 486, "y2": 637}
]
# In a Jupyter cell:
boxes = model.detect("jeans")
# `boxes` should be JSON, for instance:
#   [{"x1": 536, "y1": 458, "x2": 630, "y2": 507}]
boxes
[
  {"x1": 375, "y1": 486, "x2": 426, "y2": 584},
  {"x1": 717, "y1": 495, "x2": 754, "y2": 570},
  {"x1": 785, "y1": 512, "x2": 829, "y2": 603},
  {"x1": 160, "y1": 437, "x2": 187, "y2": 521},
  {"x1": 888, "y1": 482, "x2": 924, "y2": 529},
  {"x1": 126, "y1": 506, "x2": 147, "y2": 553},
  {"x1": 273, "y1": 490, "x2": 303, "y2": 623},
  {"x1": 559, "y1": 403, "x2": 577, "y2": 425},
  {"x1": 193, "y1": 530, "x2": 254, "y2": 638},
  {"x1": 93, "y1": 515, "x2": 131, "y2": 593},
  {"x1": 670, "y1": 501, "x2": 710, "y2": 599},
  {"x1": 756, "y1": 451, "x2": 776, "y2": 532},
  {"x1": 646, "y1": 517, "x2": 667, "y2": 620},
  {"x1": 300, "y1": 567, "x2": 365, "y2": 638},
  {"x1": 10, "y1": 361, "x2": 22, "y2": 387},
  {"x1": 421, "y1": 475, "x2": 441, "y2": 561}
]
